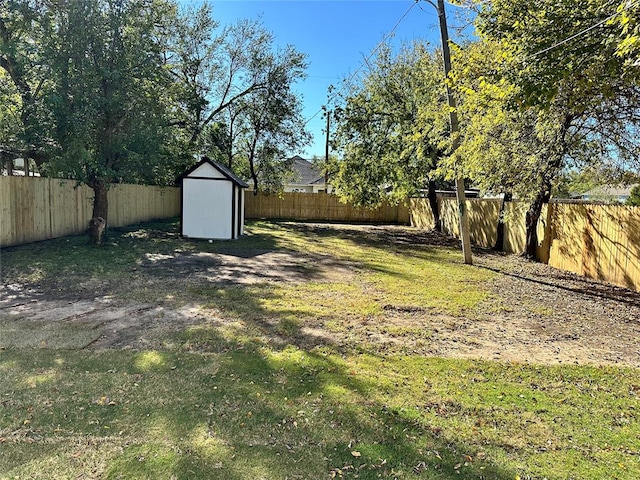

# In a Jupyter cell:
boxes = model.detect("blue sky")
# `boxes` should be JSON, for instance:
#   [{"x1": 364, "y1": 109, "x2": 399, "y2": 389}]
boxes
[{"x1": 179, "y1": 0, "x2": 474, "y2": 158}]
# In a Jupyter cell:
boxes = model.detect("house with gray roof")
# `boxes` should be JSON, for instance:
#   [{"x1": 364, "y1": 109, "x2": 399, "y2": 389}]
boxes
[
  {"x1": 579, "y1": 184, "x2": 639, "y2": 203},
  {"x1": 284, "y1": 155, "x2": 332, "y2": 194}
]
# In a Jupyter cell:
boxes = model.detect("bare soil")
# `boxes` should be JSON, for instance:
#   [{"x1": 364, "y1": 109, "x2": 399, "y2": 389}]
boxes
[
  {"x1": 437, "y1": 253, "x2": 640, "y2": 367},
  {"x1": 2, "y1": 224, "x2": 639, "y2": 367}
]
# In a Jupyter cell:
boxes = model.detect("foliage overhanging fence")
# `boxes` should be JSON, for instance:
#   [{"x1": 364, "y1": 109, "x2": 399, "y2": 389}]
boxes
[
  {"x1": 0, "y1": 176, "x2": 180, "y2": 247},
  {"x1": 411, "y1": 197, "x2": 640, "y2": 292}
]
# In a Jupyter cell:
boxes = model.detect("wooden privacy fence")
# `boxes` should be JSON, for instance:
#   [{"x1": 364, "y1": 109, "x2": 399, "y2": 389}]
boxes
[
  {"x1": 4, "y1": 176, "x2": 638, "y2": 292},
  {"x1": 410, "y1": 197, "x2": 640, "y2": 292},
  {"x1": 0, "y1": 176, "x2": 180, "y2": 247},
  {"x1": 245, "y1": 192, "x2": 411, "y2": 224},
  {"x1": 411, "y1": 198, "x2": 532, "y2": 255},
  {"x1": 547, "y1": 203, "x2": 640, "y2": 292}
]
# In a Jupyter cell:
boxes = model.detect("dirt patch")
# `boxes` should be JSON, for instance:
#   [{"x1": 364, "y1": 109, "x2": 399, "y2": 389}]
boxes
[
  {"x1": 2, "y1": 223, "x2": 639, "y2": 367},
  {"x1": 0, "y1": 296, "x2": 209, "y2": 350},
  {"x1": 466, "y1": 254, "x2": 640, "y2": 367},
  {"x1": 139, "y1": 250, "x2": 357, "y2": 284}
]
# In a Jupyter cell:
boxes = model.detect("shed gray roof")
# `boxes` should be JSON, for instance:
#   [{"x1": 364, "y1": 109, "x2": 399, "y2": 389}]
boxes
[{"x1": 289, "y1": 156, "x2": 325, "y2": 185}]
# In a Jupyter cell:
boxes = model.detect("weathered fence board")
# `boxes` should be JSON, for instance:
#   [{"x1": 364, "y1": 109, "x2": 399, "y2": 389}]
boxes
[
  {"x1": 546, "y1": 203, "x2": 640, "y2": 291},
  {"x1": 245, "y1": 192, "x2": 410, "y2": 224},
  {"x1": 408, "y1": 198, "x2": 435, "y2": 230},
  {"x1": 412, "y1": 197, "x2": 640, "y2": 292},
  {"x1": 0, "y1": 177, "x2": 180, "y2": 247}
]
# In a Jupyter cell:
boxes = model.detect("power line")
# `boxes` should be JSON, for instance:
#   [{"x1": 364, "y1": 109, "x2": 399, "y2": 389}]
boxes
[
  {"x1": 304, "y1": 0, "x2": 419, "y2": 126},
  {"x1": 307, "y1": 0, "x2": 638, "y2": 127},
  {"x1": 528, "y1": 0, "x2": 640, "y2": 59},
  {"x1": 307, "y1": 75, "x2": 342, "y2": 80}
]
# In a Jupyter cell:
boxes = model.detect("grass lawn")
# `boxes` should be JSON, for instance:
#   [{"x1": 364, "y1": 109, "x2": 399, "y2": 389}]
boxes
[{"x1": 1, "y1": 219, "x2": 639, "y2": 479}]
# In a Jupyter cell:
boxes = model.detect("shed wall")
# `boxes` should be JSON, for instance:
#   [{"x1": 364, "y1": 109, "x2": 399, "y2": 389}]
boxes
[{"x1": 182, "y1": 178, "x2": 233, "y2": 239}]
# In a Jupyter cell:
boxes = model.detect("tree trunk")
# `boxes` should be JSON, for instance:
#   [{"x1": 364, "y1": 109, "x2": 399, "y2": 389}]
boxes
[
  {"x1": 493, "y1": 191, "x2": 512, "y2": 252},
  {"x1": 228, "y1": 115, "x2": 234, "y2": 169},
  {"x1": 247, "y1": 138, "x2": 260, "y2": 195},
  {"x1": 524, "y1": 187, "x2": 551, "y2": 259},
  {"x1": 523, "y1": 110, "x2": 572, "y2": 258},
  {"x1": 6, "y1": 158, "x2": 13, "y2": 175},
  {"x1": 427, "y1": 180, "x2": 441, "y2": 232},
  {"x1": 89, "y1": 181, "x2": 109, "y2": 245},
  {"x1": 249, "y1": 158, "x2": 259, "y2": 195}
]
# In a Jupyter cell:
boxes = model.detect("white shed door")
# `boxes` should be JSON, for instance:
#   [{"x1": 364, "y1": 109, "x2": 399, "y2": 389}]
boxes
[{"x1": 183, "y1": 178, "x2": 233, "y2": 239}]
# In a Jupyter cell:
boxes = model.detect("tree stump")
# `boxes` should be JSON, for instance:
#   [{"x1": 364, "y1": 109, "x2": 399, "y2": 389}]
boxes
[{"x1": 89, "y1": 217, "x2": 107, "y2": 245}]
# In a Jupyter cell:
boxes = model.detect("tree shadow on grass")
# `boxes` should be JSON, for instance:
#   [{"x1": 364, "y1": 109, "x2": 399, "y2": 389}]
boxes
[
  {"x1": 0, "y1": 218, "x2": 284, "y2": 304},
  {"x1": 2, "y1": 220, "x2": 637, "y2": 478},
  {"x1": 0, "y1": 219, "x2": 461, "y2": 308},
  {"x1": 281, "y1": 220, "x2": 463, "y2": 251},
  {"x1": 0, "y1": 344, "x2": 520, "y2": 480},
  {"x1": 3, "y1": 219, "x2": 381, "y2": 305}
]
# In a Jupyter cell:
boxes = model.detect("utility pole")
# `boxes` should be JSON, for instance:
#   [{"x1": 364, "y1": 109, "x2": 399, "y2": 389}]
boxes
[
  {"x1": 325, "y1": 109, "x2": 330, "y2": 164},
  {"x1": 324, "y1": 108, "x2": 330, "y2": 187},
  {"x1": 434, "y1": 0, "x2": 473, "y2": 264}
]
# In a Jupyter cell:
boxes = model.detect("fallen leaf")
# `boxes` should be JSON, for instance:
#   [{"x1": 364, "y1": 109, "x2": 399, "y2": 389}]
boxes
[
  {"x1": 351, "y1": 451, "x2": 361, "y2": 457},
  {"x1": 413, "y1": 461, "x2": 427, "y2": 474}
]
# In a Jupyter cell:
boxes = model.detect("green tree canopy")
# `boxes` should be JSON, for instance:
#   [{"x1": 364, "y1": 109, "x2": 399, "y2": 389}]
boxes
[
  {"x1": 474, "y1": 0, "x2": 640, "y2": 108},
  {"x1": 226, "y1": 44, "x2": 310, "y2": 194},
  {"x1": 0, "y1": 0, "x2": 56, "y2": 166},
  {"x1": 1, "y1": 0, "x2": 310, "y2": 243},
  {"x1": 627, "y1": 184, "x2": 640, "y2": 206},
  {"x1": 445, "y1": 1, "x2": 640, "y2": 256},
  {"x1": 330, "y1": 43, "x2": 449, "y2": 216}
]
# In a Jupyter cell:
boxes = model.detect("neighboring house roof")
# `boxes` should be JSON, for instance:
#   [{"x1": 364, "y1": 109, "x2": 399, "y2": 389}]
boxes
[
  {"x1": 180, "y1": 157, "x2": 248, "y2": 188},
  {"x1": 289, "y1": 156, "x2": 325, "y2": 185},
  {"x1": 581, "y1": 184, "x2": 638, "y2": 199}
]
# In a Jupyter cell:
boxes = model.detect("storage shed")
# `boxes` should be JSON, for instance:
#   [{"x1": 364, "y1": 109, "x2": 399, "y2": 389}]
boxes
[{"x1": 180, "y1": 157, "x2": 248, "y2": 240}]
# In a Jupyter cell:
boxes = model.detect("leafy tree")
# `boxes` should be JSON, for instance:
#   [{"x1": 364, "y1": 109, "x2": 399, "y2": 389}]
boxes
[
  {"x1": 308, "y1": 152, "x2": 338, "y2": 190},
  {"x1": 231, "y1": 45, "x2": 310, "y2": 194},
  {"x1": 554, "y1": 169, "x2": 600, "y2": 199},
  {"x1": 171, "y1": 5, "x2": 284, "y2": 146},
  {"x1": 1, "y1": 0, "x2": 310, "y2": 242},
  {"x1": 0, "y1": 0, "x2": 55, "y2": 168},
  {"x1": 197, "y1": 122, "x2": 232, "y2": 165},
  {"x1": 615, "y1": 1, "x2": 640, "y2": 63},
  {"x1": 474, "y1": 0, "x2": 640, "y2": 109},
  {"x1": 169, "y1": 3, "x2": 310, "y2": 192},
  {"x1": 449, "y1": 2, "x2": 640, "y2": 256},
  {"x1": 0, "y1": 69, "x2": 21, "y2": 171},
  {"x1": 39, "y1": 0, "x2": 178, "y2": 244},
  {"x1": 446, "y1": 40, "x2": 580, "y2": 254},
  {"x1": 330, "y1": 43, "x2": 449, "y2": 229},
  {"x1": 553, "y1": 165, "x2": 639, "y2": 198},
  {"x1": 627, "y1": 184, "x2": 640, "y2": 206},
  {"x1": 473, "y1": 0, "x2": 640, "y2": 174}
]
